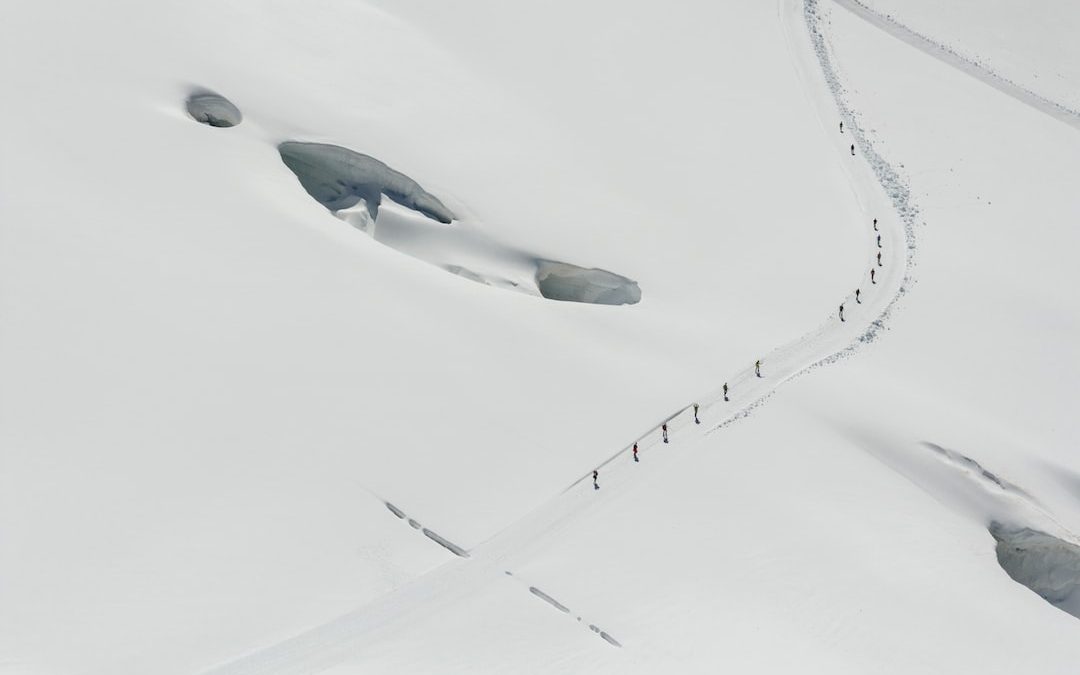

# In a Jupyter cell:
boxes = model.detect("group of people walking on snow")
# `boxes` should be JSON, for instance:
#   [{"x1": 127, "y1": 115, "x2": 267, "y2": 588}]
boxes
[
  {"x1": 838, "y1": 121, "x2": 886, "y2": 324},
  {"x1": 839, "y1": 216, "x2": 885, "y2": 322},
  {"x1": 599, "y1": 131, "x2": 884, "y2": 490},
  {"x1": 595, "y1": 359, "x2": 766, "y2": 489}
]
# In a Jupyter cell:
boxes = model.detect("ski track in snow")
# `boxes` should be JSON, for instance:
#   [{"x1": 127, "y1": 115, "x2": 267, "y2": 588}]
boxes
[
  {"x1": 198, "y1": 1, "x2": 920, "y2": 672},
  {"x1": 831, "y1": 0, "x2": 1080, "y2": 132}
]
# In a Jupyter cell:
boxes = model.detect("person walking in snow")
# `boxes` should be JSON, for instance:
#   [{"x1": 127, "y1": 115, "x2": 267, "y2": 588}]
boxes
[
  {"x1": 723, "y1": 382, "x2": 729, "y2": 401},
  {"x1": 840, "y1": 120, "x2": 844, "y2": 133},
  {"x1": 870, "y1": 268, "x2": 877, "y2": 284},
  {"x1": 755, "y1": 360, "x2": 762, "y2": 378},
  {"x1": 850, "y1": 143, "x2": 855, "y2": 156},
  {"x1": 877, "y1": 234, "x2": 882, "y2": 249},
  {"x1": 873, "y1": 218, "x2": 878, "y2": 231},
  {"x1": 839, "y1": 303, "x2": 845, "y2": 322},
  {"x1": 855, "y1": 288, "x2": 861, "y2": 304},
  {"x1": 662, "y1": 423, "x2": 669, "y2": 444},
  {"x1": 693, "y1": 403, "x2": 700, "y2": 425},
  {"x1": 593, "y1": 469, "x2": 599, "y2": 490},
  {"x1": 632, "y1": 442, "x2": 639, "y2": 463},
  {"x1": 877, "y1": 251, "x2": 883, "y2": 267}
]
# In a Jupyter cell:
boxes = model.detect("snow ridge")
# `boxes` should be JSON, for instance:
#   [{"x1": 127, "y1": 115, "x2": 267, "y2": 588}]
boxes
[{"x1": 876, "y1": 440, "x2": 1080, "y2": 620}]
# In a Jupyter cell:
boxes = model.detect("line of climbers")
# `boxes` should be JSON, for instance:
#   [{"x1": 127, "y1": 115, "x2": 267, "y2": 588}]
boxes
[
  {"x1": 594, "y1": 358, "x2": 766, "y2": 490},
  {"x1": 838, "y1": 121, "x2": 884, "y2": 325},
  {"x1": 840, "y1": 216, "x2": 885, "y2": 323},
  {"x1": 598, "y1": 126, "x2": 885, "y2": 491}
]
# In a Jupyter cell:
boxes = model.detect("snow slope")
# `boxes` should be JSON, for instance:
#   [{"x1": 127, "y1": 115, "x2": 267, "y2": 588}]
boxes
[
  {"x1": 2, "y1": 0, "x2": 1079, "y2": 673},
  {"x1": 856, "y1": 0, "x2": 1080, "y2": 113},
  {"x1": 830, "y1": 0, "x2": 1080, "y2": 130},
  {"x1": 0, "y1": 0, "x2": 858, "y2": 672}
]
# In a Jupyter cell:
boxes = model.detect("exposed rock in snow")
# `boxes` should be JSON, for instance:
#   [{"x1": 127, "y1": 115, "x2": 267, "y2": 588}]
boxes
[
  {"x1": 528, "y1": 586, "x2": 570, "y2": 613},
  {"x1": 990, "y1": 523, "x2": 1080, "y2": 620},
  {"x1": 278, "y1": 141, "x2": 455, "y2": 223},
  {"x1": 422, "y1": 528, "x2": 469, "y2": 557},
  {"x1": 279, "y1": 143, "x2": 640, "y2": 305},
  {"x1": 535, "y1": 260, "x2": 641, "y2": 306},
  {"x1": 185, "y1": 90, "x2": 242, "y2": 127}
]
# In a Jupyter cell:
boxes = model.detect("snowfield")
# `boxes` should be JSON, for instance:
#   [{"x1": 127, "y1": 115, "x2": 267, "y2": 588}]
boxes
[{"x1": 1, "y1": 0, "x2": 1079, "y2": 673}]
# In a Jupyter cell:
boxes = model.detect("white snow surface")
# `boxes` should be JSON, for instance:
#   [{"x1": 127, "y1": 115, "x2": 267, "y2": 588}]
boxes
[
  {"x1": 857, "y1": 0, "x2": 1080, "y2": 113},
  {"x1": 1, "y1": 0, "x2": 1079, "y2": 673}
]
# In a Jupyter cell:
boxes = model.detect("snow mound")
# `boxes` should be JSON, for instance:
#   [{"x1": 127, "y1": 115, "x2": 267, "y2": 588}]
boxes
[
  {"x1": 278, "y1": 141, "x2": 455, "y2": 223},
  {"x1": 535, "y1": 260, "x2": 641, "y2": 306},
  {"x1": 990, "y1": 523, "x2": 1080, "y2": 620},
  {"x1": 185, "y1": 90, "x2": 242, "y2": 127}
]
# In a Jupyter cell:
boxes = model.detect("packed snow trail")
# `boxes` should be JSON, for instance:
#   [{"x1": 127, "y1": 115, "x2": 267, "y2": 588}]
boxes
[
  {"x1": 199, "y1": 1, "x2": 917, "y2": 672},
  {"x1": 553, "y1": 0, "x2": 919, "y2": 495},
  {"x1": 830, "y1": 0, "x2": 1080, "y2": 132}
]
